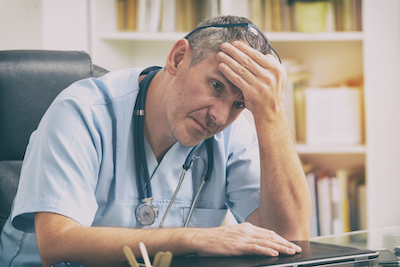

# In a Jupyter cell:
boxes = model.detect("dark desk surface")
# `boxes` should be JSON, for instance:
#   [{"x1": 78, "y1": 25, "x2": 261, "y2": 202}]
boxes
[{"x1": 168, "y1": 241, "x2": 379, "y2": 267}]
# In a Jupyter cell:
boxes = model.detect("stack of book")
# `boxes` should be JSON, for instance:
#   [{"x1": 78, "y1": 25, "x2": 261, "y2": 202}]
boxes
[
  {"x1": 116, "y1": 0, "x2": 219, "y2": 32},
  {"x1": 282, "y1": 56, "x2": 364, "y2": 146},
  {"x1": 250, "y1": 0, "x2": 362, "y2": 32},
  {"x1": 305, "y1": 164, "x2": 366, "y2": 237},
  {"x1": 116, "y1": 0, "x2": 362, "y2": 33}
]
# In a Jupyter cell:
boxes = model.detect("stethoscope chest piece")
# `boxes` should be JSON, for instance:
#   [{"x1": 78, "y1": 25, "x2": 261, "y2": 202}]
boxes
[{"x1": 136, "y1": 197, "x2": 159, "y2": 226}]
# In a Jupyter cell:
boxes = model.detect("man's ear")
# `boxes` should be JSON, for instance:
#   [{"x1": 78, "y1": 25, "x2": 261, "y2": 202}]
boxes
[{"x1": 166, "y1": 39, "x2": 190, "y2": 76}]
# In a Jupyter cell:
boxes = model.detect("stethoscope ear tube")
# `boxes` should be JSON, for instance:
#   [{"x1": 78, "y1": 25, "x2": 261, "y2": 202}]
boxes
[{"x1": 204, "y1": 138, "x2": 214, "y2": 181}]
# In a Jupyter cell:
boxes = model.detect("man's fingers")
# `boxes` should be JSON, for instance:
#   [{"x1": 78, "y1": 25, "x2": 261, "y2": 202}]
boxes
[
  {"x1": 251, "y1": 227, "x2": 302, "y2": 254},
  {"x1": 238, "y1": 223, "x2": 301, "y2": 256},
  {"x1": 255, "y1": 238, "x2": 299, "y2": 255},
  {"x1": 218, "y1": 43, "x2": 261, "y2": 84}
]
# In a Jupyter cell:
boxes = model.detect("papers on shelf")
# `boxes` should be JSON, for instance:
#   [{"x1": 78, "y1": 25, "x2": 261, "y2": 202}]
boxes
[{"x1": 304, "y1": 86, "x2": 363, "y2": 146}]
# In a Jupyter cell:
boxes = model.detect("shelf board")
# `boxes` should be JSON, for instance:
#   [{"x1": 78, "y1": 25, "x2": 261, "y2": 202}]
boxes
[
  {"x1": 99, "y1": 31, "x2": 185, "y2": 41},
  {"x1": 267, "y1": 31, "x2": 363, "y2": 42},
  {"x1": 296, "y1": 144, "x2": 366, "y2": 154},
  {"x1": 99, "y1": 31, "x2": 364, "y2": 42}
]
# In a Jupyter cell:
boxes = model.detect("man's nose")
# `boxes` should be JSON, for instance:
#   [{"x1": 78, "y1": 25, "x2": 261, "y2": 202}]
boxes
[{"x1": 209, "y1": 100, "x2": 231, "y2": 126}]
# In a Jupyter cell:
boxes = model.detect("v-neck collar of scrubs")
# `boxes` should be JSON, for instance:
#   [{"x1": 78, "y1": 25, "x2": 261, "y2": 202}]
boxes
[{"x1": 143, "y1": 137, "x2": 194, "y2": 196}]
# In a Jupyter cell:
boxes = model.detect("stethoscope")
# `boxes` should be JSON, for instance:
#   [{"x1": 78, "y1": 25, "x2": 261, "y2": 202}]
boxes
[{"x1": 133, "y1": 66, "x2": 214, "y2": 227}]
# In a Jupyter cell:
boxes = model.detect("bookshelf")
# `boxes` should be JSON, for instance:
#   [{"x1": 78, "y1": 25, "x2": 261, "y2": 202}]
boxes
[
  {"x1": 98, "y1": 31, "x2": 363, "y2": 42},
  {"x1": 88, "y1": 0, "x2": 400, "y2": 232}
]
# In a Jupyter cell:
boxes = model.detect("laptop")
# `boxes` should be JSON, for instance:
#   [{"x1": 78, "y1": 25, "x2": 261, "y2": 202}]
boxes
[{"x1": 169, "y1": 241, "x2": 380, "y2": 267}]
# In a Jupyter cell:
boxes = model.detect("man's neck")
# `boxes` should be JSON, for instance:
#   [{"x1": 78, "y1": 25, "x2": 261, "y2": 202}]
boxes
[{"x1": 141, "y1": 70, "x2": 176, "y2": 163}]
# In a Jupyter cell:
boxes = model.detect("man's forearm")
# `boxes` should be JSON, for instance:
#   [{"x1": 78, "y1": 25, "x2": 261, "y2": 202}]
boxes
[
  {"x1": 35, "y1": 212, "x2": 197, "y2": 267},
  {"x1": 253, "y1": 110, "x2": 311, "y2": 240},
  {"x1": 36, "y1": 212, "x2": 303, "y2": 267}
]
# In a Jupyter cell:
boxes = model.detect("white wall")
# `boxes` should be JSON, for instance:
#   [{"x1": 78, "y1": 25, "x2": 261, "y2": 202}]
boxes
[
  {"x1": 41, "y1": 0, "x2": 89, "y2": 52},
  {"x1": 0, "y1": 0, "x2": 42, "y2": 50},
  {"x1": 364, "y1": 0, "x2": 400, "y2": 229},
  {"x1": 0, "y1": 0, "x2": 90, "y2": 52}
]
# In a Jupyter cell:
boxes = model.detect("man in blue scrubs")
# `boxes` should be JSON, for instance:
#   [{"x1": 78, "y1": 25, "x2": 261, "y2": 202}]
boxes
[{"x1": 0, "y1": 15, "x2": 311, "y2": 266}]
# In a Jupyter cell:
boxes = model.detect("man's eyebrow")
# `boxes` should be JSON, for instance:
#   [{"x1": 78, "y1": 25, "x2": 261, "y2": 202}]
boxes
[
  {"x1": 212, "y1": 69, "x2": 244, "y2": 101},
  {"x1": 212, "y1": 69, "x2": 239, "y2": 92}
]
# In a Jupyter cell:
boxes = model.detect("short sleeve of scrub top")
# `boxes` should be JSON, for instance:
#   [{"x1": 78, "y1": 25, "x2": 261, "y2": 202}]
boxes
[{"x1": 222, "y1": 114, "x2": 261, "y2": 222}]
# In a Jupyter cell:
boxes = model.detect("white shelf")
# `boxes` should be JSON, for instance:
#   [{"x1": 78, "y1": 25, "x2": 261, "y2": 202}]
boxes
[
  {"x1": 267, "y1": 31, "x2": 363, "y2": 42},
  {"x1": 99, "y1": 31, "x2": 184, "y2": 41},
  {"x1": 296, "y1": 144, "x2": 366, "y2": 154},
  {"x1": 98, "y1": 31, "x2": 363, "y2": 42}
]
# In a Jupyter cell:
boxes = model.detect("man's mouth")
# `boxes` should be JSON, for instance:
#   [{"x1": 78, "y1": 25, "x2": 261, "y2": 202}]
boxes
[{"x1": 192, "y1": 117, "x2": 211, "y2": 134}]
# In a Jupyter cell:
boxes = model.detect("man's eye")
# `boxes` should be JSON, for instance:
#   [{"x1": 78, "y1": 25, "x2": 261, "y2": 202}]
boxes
[
  {"x1": 212, "y1": 81, "x2": 222, "y2": 91},
  {"x1": 233, "y1": 101, "x2": 245, "y2": 109}
]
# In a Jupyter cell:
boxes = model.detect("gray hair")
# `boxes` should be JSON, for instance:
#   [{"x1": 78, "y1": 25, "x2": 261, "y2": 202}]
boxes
[{"x1": 185, "y1": 15, "x2": 267, "y2": 66}]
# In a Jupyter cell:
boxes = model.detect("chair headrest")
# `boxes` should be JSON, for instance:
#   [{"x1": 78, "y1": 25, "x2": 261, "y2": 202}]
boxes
[{"x1": 0, "y1": 50, "x2": 108, "y2": 160}]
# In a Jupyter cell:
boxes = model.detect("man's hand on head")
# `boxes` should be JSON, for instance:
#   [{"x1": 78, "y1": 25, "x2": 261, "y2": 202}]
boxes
[{"x1": 216, "y1": 41, "x2": 287, "y2": 121}]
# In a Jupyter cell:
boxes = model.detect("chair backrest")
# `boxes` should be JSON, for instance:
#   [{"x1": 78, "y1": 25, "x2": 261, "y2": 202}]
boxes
[{"x1": 0, "y1": 50, "x2": 108, "y2": 232}]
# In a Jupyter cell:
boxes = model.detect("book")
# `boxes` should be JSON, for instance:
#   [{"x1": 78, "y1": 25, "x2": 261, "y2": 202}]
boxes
[
  {"x1": 294, "y1": 1, "x2": 329, "y2": 32},
  {"x1": 160, "y1": 0, "x2": 176, "y2": 32},
  {"x1": 137, "y1": 0, "x2": 161, "y2": 32},
  {"x1": 356, "y1": 183, "x2": 366, "y2": 230},
  {"x1": 304, "y1": 165, "x2": 365, "y2": 236},
  {"x1": 325, "y1": 0, "x2": 336, "y2": 32},
  {"x1": 294, "y1": 87, "x2": 306, "y2": 143},
  {"x1": 250, "y1": 0, "x2": 264, "y2": 30},
  {"x1": 317, "y1": 173, "x2": 332, "y2": 236},
  {"x1": 336, "y1": 165, "x2": 364, "y2": 233},
  {"x1": 306, "y1": 171, "x2": 319, "y2": 237},
  {"x1": 177, "y1": 0, "x2": 198, "y2": 32},
  {"x1": 116, "y1": 0, "x2": 127, "y2": 31},
  {"x1": 304, "y1": 86, "x2": 362, "y2": 146},
  {"x1": 126, "y1": 0, "x2": 137, "y2": 31},
  {"x1": 348, "y1": 169, "x2": 365, "y2": 231},
  {"x1": 282, "y1": 59, "x2": 310, "y2": 142},
  {"x1": 330, "y1": 176, "x2": 343, "y2": 234},
  {"x1": 263, "y1": 0, "x2": 274, "y2": 32},
  {"x1": 220, "y1": 0, "x2": 249, "y2": 18},
  {"x1": 272, "y1": 0, "x2": 283, "y2": 32},
  {"x1": 333, "y1": 0, "x2": 362, "y2": 32},
  {"x1": 199, "y1": 0, "x2": 220, "y2": 22}
]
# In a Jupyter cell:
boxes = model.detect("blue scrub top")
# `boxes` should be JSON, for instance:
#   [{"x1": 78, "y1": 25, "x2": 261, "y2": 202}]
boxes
[{"x1": 0, "y1": 67, "x2": 261, "y2": 266}]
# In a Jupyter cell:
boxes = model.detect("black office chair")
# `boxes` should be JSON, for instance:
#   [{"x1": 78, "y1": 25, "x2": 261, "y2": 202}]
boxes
[{"x1": 0, "y1": 50, "x2": 108, "y2": 232}]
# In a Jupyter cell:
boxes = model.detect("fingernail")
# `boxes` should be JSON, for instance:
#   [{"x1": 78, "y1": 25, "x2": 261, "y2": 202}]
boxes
[
  {"x1": 217, "y1": 52, "x2": 224, "y2": 60},
  {"x1": 221, "y1": 43, "x2": 229, "y2": 50},
  {"x1": 272, "y1": 250, "x2": 279, "y2": 256},
  {"x1": 287, "y1": 248, "x2": 296, "y2": 254}
]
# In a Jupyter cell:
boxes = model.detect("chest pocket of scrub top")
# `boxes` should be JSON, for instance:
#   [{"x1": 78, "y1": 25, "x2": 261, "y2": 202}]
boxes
[{"x1": 183, "y1": 207, "x2": 228, "y2": 227}]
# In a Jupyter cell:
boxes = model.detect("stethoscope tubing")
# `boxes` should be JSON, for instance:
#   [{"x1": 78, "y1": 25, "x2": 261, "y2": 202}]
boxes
[
  {"x1": 159, "y1": 147, "x2": 201, "y2": 228},
  {"x1": 134, "y1": 67, "x2": 214, "y2": 227}
]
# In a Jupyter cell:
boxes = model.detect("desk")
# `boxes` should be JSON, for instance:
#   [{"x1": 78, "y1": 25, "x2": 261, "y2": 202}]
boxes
[{"x1": 311, "y1": 226, "x2": 400, "y2": 252}]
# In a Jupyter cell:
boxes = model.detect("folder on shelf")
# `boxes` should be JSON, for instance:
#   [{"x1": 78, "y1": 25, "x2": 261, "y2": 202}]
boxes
[
  {"x1": 282, "y1": 58, "x2": 311, "y2": 143},
  {"x1": 304, "y1": 86, "x2": 363, "y2": 146}
]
